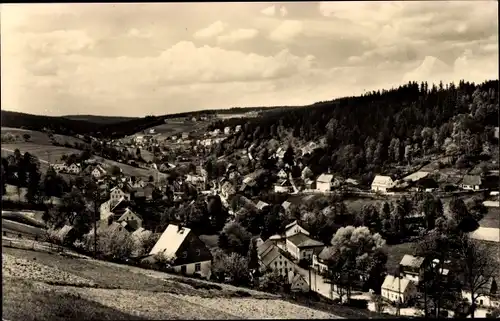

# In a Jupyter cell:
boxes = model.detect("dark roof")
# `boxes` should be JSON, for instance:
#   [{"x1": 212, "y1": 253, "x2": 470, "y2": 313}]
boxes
[
  {"x1": 287, "y1": 233, "x2": 324, "y2": 248},
  {"x1": 462, "y1": 175, "x2": 482, "y2": 186}
]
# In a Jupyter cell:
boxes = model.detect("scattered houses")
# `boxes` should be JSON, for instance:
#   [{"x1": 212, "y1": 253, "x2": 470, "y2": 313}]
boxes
[
  {"x1": 371, "y1": 175, "x2": 395, "y2": 193},
  {"x1": 149, "y1": 224, "x2": 213, "y2": 279}
]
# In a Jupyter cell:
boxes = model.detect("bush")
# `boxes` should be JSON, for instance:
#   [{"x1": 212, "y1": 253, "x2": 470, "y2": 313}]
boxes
[{"x1": 82, "y1": 227, "x2": 134, "y2": 262}]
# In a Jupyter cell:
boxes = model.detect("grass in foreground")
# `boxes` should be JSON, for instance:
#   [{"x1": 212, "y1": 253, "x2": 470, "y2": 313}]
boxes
[{"x1": 3, "y1": 277, "x2": 146, "y2": 321}]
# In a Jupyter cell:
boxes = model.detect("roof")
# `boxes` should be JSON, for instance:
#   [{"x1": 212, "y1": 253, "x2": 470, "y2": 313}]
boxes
[
  {"x1": 149, "y1": 224, "x2": 191, "y2": 257},
  {"x1": 400, "y1": 254, "x2": 425, "y2": 268},
  {"x1": 372, "y1": 175, "x2": 394, "y2": 186},
  {"x1": 269, "y1": 234, "x2": 284, "y2": 240},
  {"x1": 287, "y1": 232, "x2": 324, "y2": 248},
  {"x1": 257, "y1": 239, "x2": 275, "y2": 257},
  {"x1": 285, "y1": 220, "x2": 299, "y2": 230},
  {"x1": 462, "y1": 175, "x2": 482, "y2": 186},
  {"x1": 118, "y1": 208, "x2": 143, "y2": 222},
  {"x1": 260, "y1": 245, "x2": 281, "y2": 267},
  {"x1": 282, "y1": 201, "x2": 292, "y2": 210},
  {"x1": 55, "y1": 225, "x2": 74, "y2": 241},
  {"x1": 316, "y1": 174, "x2": 334, "y2": 183},
  {"x1": 403, "y1": 171, "x2": 429, "y2": 182},
  {"x1": 256, "y1": 200, "x2": 270, "y2": 210},
  {"x1": 382, "y1": 274, "x2": 413, "y2": 293},
  {"x1": 318, "y1": 247, "x2": 330, "y2": 261},
  {"x1": 277, "y1": 179, "x2": 292, "y2": 187}
]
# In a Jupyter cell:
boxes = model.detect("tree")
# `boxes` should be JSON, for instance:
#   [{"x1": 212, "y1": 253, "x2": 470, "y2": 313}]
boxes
[
  {"x1": 247, "y1": 237, "x2": 260, "y2": 271},
  {"x1": 449, "y1": 197, "x2": 478, "y2": 233},
  {"x1": 283, "y1": 145, "x2": 295, "y2": 166},
  {"x1": 44, "y1": 167, "x2": 67, "y2": 198},
  {"x1": 454, "y1": 235, "x2": 497, "y2": 318},
  {"x1": 58, "y1": 188, "x2": 93, "y2": 237},
  {"x1": 211, "y1": 248, "x2": 250, "y2": 285},
  {"x1": 321, "y1": 226, "x2": 386, "y2": 302},
  {"x1": 218, "y1": 221, "x2": 252, "y2": 256}
]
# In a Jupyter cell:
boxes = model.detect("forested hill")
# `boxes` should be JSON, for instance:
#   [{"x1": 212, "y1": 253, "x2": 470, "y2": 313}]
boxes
[
  {"x1": 211, "y1": 80, "x2": 499, "y2": 180},
  {"x1": 62, "y1": 115, "x2": 138, "y2": 125}
]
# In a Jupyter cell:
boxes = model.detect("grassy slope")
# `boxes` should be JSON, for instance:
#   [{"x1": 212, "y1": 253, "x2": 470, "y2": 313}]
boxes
[
  {"x1": 2, "y1": 246, "x2": 344, "y2": 319},
  {"x1": 1, "y1": 127, "x2": 89, "y2": 147}
]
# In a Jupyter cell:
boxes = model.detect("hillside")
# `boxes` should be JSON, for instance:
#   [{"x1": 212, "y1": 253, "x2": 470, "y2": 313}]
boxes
[
  {"x1": 210, "y1": 79, "x2": 499, "y2": 180},
  {"x1": 2, "y1": 246, "x2": 342, "y2": 320}
]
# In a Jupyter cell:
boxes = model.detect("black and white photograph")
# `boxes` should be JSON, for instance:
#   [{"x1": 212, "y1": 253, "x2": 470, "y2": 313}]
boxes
[{"x1": 1, "y1": 1, "x2": 499, "y2": 320}]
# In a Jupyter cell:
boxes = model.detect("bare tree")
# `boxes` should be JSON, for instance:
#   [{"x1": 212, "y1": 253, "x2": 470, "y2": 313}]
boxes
[{"x1": 454, "y1": 235, "x2": 496, "y2": 318}]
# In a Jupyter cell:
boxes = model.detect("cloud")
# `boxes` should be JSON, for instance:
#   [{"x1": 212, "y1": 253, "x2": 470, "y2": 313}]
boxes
[
  {"x1": 261, "y1": 5, "x2": 276, "y2": 16},
  {"x1": 193, "y1": 21, "x2": 227, "y2": 39},
  {"x1": 217, "y1": 29, "x2": 259, "y2": 44},
  {"x1": 269, "y1": 20, "x2": 303, "y2": 43},
  {"x1": 279, "y1": 6, "x2": 288, "y2": 17}
]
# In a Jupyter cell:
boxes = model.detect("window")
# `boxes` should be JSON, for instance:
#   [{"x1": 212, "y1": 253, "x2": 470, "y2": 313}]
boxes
[
  {"x1": 284, "y1": 261, "x2": 287, "y2": 266},
  {"x1": 480, "y1": 299, "x2": 483, "y2": 305},
  {"x1": 275, "y1": 262, "x2": 277, "y2": 267},
  {"x1": 195, "y1": 263, "x2": 201, "y2": 272}
]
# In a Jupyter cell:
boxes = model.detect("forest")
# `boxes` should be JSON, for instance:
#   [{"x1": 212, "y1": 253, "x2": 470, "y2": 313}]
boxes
[{"x1": 210, "y1": 80, "x2": 499, "y2": 179}]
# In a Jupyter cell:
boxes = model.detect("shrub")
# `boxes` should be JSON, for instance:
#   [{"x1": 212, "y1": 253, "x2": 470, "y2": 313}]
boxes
[{"x1": 82, "y1": 227, "x2": 134, "y2": 262}]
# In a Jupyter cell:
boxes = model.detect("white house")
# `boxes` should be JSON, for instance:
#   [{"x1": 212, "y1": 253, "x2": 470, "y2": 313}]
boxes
[
  {"x1": 258, "y1": 242, "x2": 297, "y2": 279},
  {"x1": 315, "y1": 174, "x2": 340, "y2": 192},
  {"x1": 224, "y1": 127, "x2": 231, "y2": 135},
  {"x1": 289, "y1": 271, "x2": 309, "y2": 293},
  {"x1": 53, "y1": 163, "x2": 67, "y2": 173},
  {"x1": 381, "y1": 275, "x2": 417, "y2": 305},
  {"x1": 68, "y1": 163, "x2": 81, "y2": 174},
  {"x1": 461, "y1": 175, "x2": 482, "y2": 191},
  {"x1": 313, "y1": 249, "x2": 329, "y2": 274},
  {"x1": 110, "y1": 186, "x2": 131, "y2": 201},
  {"x1": 116, "y1": 208, "x2": 143, "y2": 231},
  {"x1": 91, "y1": 165, "x2": 107, "y2": 179},
  {"x1": 277, "y1": 169, "x2": 288, "y2": 180},
  {"x1": 149, "y1": 224, "x2": 213, "y2": 279},
  {"x1": 285, "y1": 221, "x2": 310, "y2": 238},
  {"x1": 399, "y1": 254, "x2": 425, "y2": 284},
  {"x1": 371, "y1": 175, "x2": 395, "y2": 193},
  {"x1": 235, "y1": 125, "x2": 242, "y2": 133},
  {"x1": 285, "y1": 232, "x2": 324, "y2": 261}
]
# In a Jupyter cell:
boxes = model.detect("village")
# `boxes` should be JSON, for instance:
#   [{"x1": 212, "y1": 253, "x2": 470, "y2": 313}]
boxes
[{"x1": 3, "y1": 117, "x2": 499, "y2": 319}]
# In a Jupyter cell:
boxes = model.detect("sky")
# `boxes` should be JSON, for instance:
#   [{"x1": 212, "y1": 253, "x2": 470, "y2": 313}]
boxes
[{"x1": 1, "y1": 2, "x2": 498, "y2": 117}]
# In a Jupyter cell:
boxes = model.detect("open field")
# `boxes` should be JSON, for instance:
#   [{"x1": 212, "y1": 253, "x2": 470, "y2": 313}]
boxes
[
  {"x1": 3, "y1": 246, "x2": 343, "y2": 319},
  {"x1": 1, "y1": 127, "x2": 88, "y2": 147},
  {"x1": 139, "y1": 118, "x2": 209, "y2": 138},
  {"x1": 2, "y1": 219, "x2": 47, "y2": 238},
  {"x1": 479, "y1": 207, "x2": 500, "y2": 228}
]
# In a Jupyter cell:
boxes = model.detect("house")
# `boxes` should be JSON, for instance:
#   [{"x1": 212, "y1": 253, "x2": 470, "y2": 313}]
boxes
[
  {"x1": 256, "y1": 200, "x2": 270, "y2": 211},
  {"x1": 99, "y1": 197, "x2": 130, "y2": 221},
  {"x1": 116, "y1": 208, "x2": 143, "y2": 231},
  {"x1": 258, "y1": 243, "x2": 297, "y2": 279},
  {"x1": 461, "y1": 175, "x2": 482, "y2": 191},
  {"x1": 403, "y1": 171, "x2": 429, "y2": 183},
  {"x1": 281, "y1": 201, "x2": 292, "y2": 213},
  {"x1": 182, "y1": 132, "x2": 189, "y2": 140},
  {"x1": 235, "y1": 125, "x2": 242, "y2": 133},
  {"x1": 91, "y1": 165, "x2": 107, "y2": 180},
  {"x1": 381, "y1": 275, "x2": 417, "y2": 305},
  {"x1": 277, "y1": 169, "x2": 288, "y2": 180},
  {"x1": 224, "y1": 127, "x2": 231, "y2": 135},
  {"x1": 285, "y1": 232, "x2": 324, "y2": 261},
  {"x1": 186, "y1": 174, "x2": 206, "y2": 185},
  {"x1": 399, "y1": 254, "x2": 425, "y2": 284},
  {"x1": 53, "y1": 163, "x2": 67, "y2": 173},
  {"x1": 371, "y1": 175, "x2": 395, "y2": 193},
  {"x1": 285, "y1": 220, "x2": 310, "y2": 238},
  {"x1": 275, "y1": 147, "x2": 286, "y2": 159},
  {"x1": 212, "y1": 129, "x2": 221, "y2": 137},
  {"x1": 462, "y1": 277, "x2": 499, "y2": 308},
  {"x1": 316, "y1": 174, "x2": 341, "y2": 192},
  {"x1": 289, "y1": 271, "x2": 309, "y2": 293},
  {"x1": 313, "y1": 248, "x2": 329, "y2": 273},
  {"x1": 110, "y1": 186, "x2": 131, "y2": 201},
  {"x1": 68, "y1": 163, "x2": 81, "y2": 174},
  {"x1": 304, "y1": 179, "x2": 316, "y2": 190},
  {"x1": 149, "y1": 224, "x2": 213, "y2": 279},
  {"x1": 220, "y1": 181, "x2": 236, "y2": 199},
  {"x1": 54, "y1": 225, "x2": 78, "y2": 246},
  {"x1": 274, "y1": 179, "x2": 294, "y2": 193}
]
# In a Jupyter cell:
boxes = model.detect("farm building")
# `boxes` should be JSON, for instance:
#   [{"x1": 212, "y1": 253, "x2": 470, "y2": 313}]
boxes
[
  {"x1": 381, "y1": 274, "x2": 417, "y2": 305},
  {"x1": 371, "y1": 175, "x2": 395, "y2": 193},
  {"x1": 461, "y1": 175, "x2": 482, "y2": 190},
  {"x1": 149, "y1": 224, "x2": 213, "y2": 279}
]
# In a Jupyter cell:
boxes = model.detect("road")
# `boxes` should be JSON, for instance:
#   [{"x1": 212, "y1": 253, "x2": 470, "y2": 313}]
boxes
[{"x1": 1, "y1": 148, "x2": 50, "y2": 164}]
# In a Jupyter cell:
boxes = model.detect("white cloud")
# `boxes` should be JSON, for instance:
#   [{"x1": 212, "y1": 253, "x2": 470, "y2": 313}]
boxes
[
  {"x1": 261, "y1": 5, "x2": 276, "y2": 16},
  {"x1": 127, "y1": 28, "x2": 152, "y2": 38},
  {"x1": 193, "y1": 21, "x2": 227, "y2": 39},
  {"x1": 217, "y1": 28, "x2": 259, "y2": 44},
  {"x1": 269, "y1": 20, "x2": 303, "y2": 43}
]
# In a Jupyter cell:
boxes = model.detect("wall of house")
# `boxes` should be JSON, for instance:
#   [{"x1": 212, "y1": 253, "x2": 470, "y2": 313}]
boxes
[
  {"x1": 299, "y1": 248, "x2": 314, "y2": 261},
  {"x1": 316, "y1": 182, "x2": 330, "y2": 192},
  {"x1": 274, "y1": 185, "x2": 291, "y2": 193},
  {"x1": 312, "y1": 255, "x2": 328, "y2": 273},
  {"x1": 173, "y1": 260, "x2": 212, "y2": 279},
  {"x1": 267, "y1": 254, "x2": 295, "y2": 278},
  {"x1": 462, "y1": 291, "x2": 498, "y2": 308},
  {"x1": 402, "y1": 272, "x2": 420, "y2": 284},
  {"x1": 285, "y1": 225, "x2": 308, "y2": 238},
  {"x1": 286, "y1": 240, "x2": 300, "y2": 260}
]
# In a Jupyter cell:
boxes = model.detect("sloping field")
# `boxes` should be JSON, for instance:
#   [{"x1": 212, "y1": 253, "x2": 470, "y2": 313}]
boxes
[
  {"x1": 1, "y1": 127, "x2": 88, "y2": 147},
  {"x1": 2, "y1": 247, "x2": 342, "y2": 320},
  {"x1": 2, "y1": 143, "x2": 81, "y2": 164},
  {"x1": 142, "y1": 118, "x2": 209, "y2": 137}
]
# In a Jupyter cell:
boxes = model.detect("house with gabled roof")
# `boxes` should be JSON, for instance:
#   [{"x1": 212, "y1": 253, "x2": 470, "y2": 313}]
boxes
[
  {"x1": 220, "y1": 181, "x2": 236, "y2": 199},
  {"x1": 274, "y1": 178, "x2": 293, "y2": 194},
  {"x1": 381, "y1": 274, "x2": 417, "y2": 305},
  {"x1": 461, "y1": 175, "x2": 482, "y2": 191},
  {"x1": 281, "y1": 201, "x2": 292, "y2": 213},
  {"x1": 289, "y1": 270, "x2": 309, "y2": 293},
  {"x1": 286, "y1": 232, "x2": 324, "y2": 262},
  {"x1": 371, "y1": 175, "x2": 395, "y2": 193},
  {"x1": 116, "y1": 208, "x2": 143, "y2": 231},
  {"x1": 110, "y1": 186, "x2": 131, "y2": 201},
  {"x1": 68, "y1": 163, "x2": 81, "y2": 175},
  {"x1": 258, "y1": 242, "x2": 298, "y2": 279},
  {"x1": 285, "y1": 220, "x2": 310, "y2": 238},
  {"x1": 149, "y1": 224, "x2": 213, "y2": 279},
  {"x1": 316, "y1": 173, "x2": 342, "y2": 192},
  {"x1": 399, "y1": 254, "x2": 426, "y2": 284},
  {"x1": 277, "y1": 169, "x2": 288, "y2": 179},
  {"x1": 91, "y1": 165, "x2": 107, "y2": 180}
]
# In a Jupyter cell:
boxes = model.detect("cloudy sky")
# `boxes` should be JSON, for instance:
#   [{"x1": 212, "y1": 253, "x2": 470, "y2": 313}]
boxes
[{"x1": 1, "y1": 2, "x2": 498, "y2": 117}]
